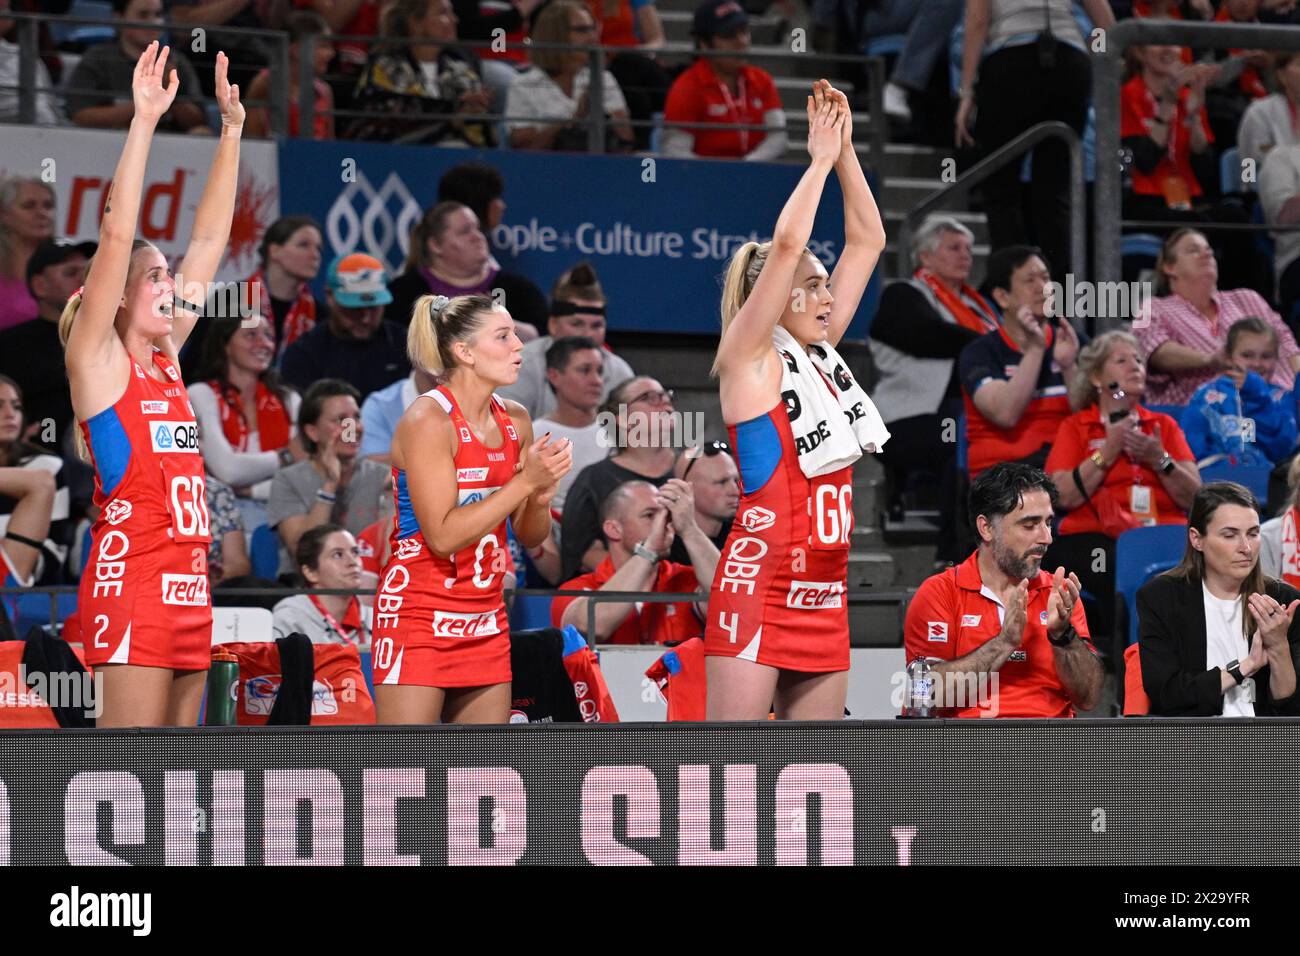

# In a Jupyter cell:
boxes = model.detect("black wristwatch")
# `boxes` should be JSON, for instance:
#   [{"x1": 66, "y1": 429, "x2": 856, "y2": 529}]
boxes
[
  {"x1": 1049, "y1": 623, "x2": 1077, "y2": 648},
  {"x1": 1226, "y1": 659, "x2": 1246, "y2": 685},
  {"x1": 1156, "y1": 452, "x2": 1175, "y2": 475}
]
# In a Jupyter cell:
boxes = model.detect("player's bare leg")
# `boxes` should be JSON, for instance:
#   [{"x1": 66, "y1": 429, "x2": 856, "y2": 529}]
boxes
[
  {"x1": 774, "y1": 669, "x2": 847, "y2": 720},
  {"x1": 375, "y1": 685, "x2": 446, "y2": 724},
  {"x1": 443, "y1": 683, "x2": 511, "y2": 724},
  {"x1": 97, "y1": 664, "x2": 174, "y2": 727},
  {"x1": 706, "y1": 657, "x2": 778, "y2": 720},
  {"x1": 167, "y1": 669, "x2": 207, "y2": 726}
]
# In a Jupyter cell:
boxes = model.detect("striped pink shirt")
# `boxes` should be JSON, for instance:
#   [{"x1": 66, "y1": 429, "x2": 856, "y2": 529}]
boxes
[{"x1": 1134, "y1": 288, "x2": 1299, "y2": 405}]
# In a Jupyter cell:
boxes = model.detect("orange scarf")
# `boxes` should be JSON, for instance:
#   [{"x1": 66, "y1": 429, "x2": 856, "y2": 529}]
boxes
[
  {"x1": 915, "y1": 269, "x2": 999, "y2": 334},
  {"x1": 211, "y1": 380, "x2": 291, "y2": 453}
]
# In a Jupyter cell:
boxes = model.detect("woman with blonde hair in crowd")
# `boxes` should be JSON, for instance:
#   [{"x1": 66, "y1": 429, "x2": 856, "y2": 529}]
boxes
[
  {"x1": 704, "y1": 80, "x2": 888, "y2": 721},
  {"x1": 59, "y1": 45, "x2": 244, "y2": 727},
  {"x1": 370, "y1": 292, "x2": 570, "y2": 723}
]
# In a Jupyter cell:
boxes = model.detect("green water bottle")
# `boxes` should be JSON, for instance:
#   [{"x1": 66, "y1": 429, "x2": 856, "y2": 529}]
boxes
[{"x1": 206, "y1": 649, "x2": 240, "y2": 726}]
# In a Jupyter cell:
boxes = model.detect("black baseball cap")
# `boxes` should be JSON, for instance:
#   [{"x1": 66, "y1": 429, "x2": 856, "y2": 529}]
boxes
[
  {"x1": 26, "y1": 238, "x2": 97, "y2": 290},
  {"x1": 692, "y1": 0, "x2": 749, "y2": 39}
]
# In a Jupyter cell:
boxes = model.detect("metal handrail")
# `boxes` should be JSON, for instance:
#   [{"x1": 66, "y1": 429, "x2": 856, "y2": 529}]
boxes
[
  {"x1": 1, "y1": 583, "x2": 914, "y2": 645},
  {"x1": 1094, "y1": 18, "x2": 1300, "y2": 299},
  {"x1": 897, "y1": 121, "x2": 1085, "y2": 283},
  {"x1": 5, "y1": 11, "x2": 291, "y2": 134}
]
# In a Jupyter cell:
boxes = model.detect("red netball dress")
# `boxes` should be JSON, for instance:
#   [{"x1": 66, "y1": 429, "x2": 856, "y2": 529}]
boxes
[
  {"x1": 703, "y1": 402, "x2": 854, "y2": 673},
  {"x1": 371, "y1": 385, "x2": 521, "y2": 688},
  {"x1": 78, "y1": 349, "x2": 212, "y2": 669}
]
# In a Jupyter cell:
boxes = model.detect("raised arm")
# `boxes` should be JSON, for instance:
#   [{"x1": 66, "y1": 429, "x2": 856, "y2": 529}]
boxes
[
  {"x1": 168, "y1": 52, "x2": 245, "y2": 357},
  {"x1": 715, "y1": 84, "x2": 844, "y2": 372},
  {"x1": 825, "y1": 84, "x2": 885, "y2": 347},
  {"x1": 65, "y1": 42, "x2": 175, "y2": 382}
]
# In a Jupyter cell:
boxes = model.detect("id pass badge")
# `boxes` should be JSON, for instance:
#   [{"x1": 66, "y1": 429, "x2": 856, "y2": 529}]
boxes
[{"x1": 1131, "y1": 484, "x2": 1156, "y2": 526}]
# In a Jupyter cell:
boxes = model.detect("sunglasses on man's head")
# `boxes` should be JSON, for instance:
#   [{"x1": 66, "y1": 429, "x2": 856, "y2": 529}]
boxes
[{"x1": 683, "y1": 440, "x2": 731, "y2": 479}]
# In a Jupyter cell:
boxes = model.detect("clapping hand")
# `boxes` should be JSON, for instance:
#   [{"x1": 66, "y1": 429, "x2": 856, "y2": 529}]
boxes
[
  {"x1": 1247, "y1": 592, "x2": 1299, "y2": 652},
  {"x1": 807, "y1": 78, "x2": 845, "y2": 164},
  {"x1": 1045, "y1": 567, "x2": 1082, "y2": 641}
]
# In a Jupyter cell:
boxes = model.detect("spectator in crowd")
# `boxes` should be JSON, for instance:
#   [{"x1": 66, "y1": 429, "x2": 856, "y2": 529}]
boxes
[
  {"x1": 956, "y1": 0, "x2": 1115, "y2": 279},
  {"x1": 0, "y1": 175, "x2": 55, "y2": 331},
  {"x1": 870, "y1": 215, "x2": 997, "y2": 557},
  {"x1": 1260, "y1": 142, "x2": 1300, "y2": 318},
  {"x1": 349, "y1": 0, "x2": 495, "y2": 147},
  {"x1": 959, "y1": 245, "x2": 1080, "y2": 477},
  {"x1": 585, "y1": 0, "x2": 671, "y2": 150},
  {"x1": 0, "y1": 375, "x2": 67, "y2": 584},
  {"x1": 1204, "y1": 0, "x2": 1274, "y2": 150},
  {"x1": 280, "y1": 253, "x2": 411, "y2": 399},
  {"x1": 170, "y1": 0, "x2": 270, "y2": 95},
  {"x1": 438, "y1": 161, "x2": 508, "y2": 236},
  {"x1": 1046, "y1": 331, "x2": 1201, "y2": 656},
  {"x1": 1262, "y1": 453, "x2": 1300, "y2": 580},
  {"x1": 1181, "y1": 316, "x2": 1297, "y2": 466},
  {"x1": 189, "y1": 315, "x2": 304, "y2": 530},
  {"x1": 65, "y1": 0, "x2": 209, "y2": 134},
  {"x1": 1138, "y1": 481, "x2": 1300, "y2": 716},
  {"x1": 385, "y1": 200, "x2": 546, "y2": 334},
  {"x1": 0, "y1": 238, "x2": 92, "y2": 451},
  {"x1": 1120, "y1": 44, "x2": 1262, "y2": 290},
  {"x1": 1136, "y1": 228, "x2": 1300, "y2": 405},
  {"x1": 499, "y1": 261, "x2": 633, "y2": 417},
  {"x1": 268, "y1": 378, "x2": 390, "y2": 559},
  {"x1": 668, "y1": 439, "x2": 737, "y2": 565},
  {"x1": 359, "y1": 366, "x2": 440, "y2": 462},
  {"x1": 661, "y1": 0, "x2": 786, "y2": 161},
  {"x1": 451, "y1": 0, "x2": 539, "y2": 111},
  {"x1": 248, "y1": 215, "x2": 325, "y2": 357},
  {"x1": 559, "y1": 375, "x2": 678, "y2": 580},
  {"x1": 245, "y1": 10, "x2": 335, "y2": 139},
  {"x1": 857, "y1": 0, "x2": 964, "y2": 126},
  {"x1": 504, "y1": 0, "x2": 635, "y2": 153},
  {"x1": 205, "y1": 475, "x2": 251, "y2": 586},
  {"x1": 272, "y1": 523, "x2": 372, "y2": 644},
  {"x1": 1238, "y1": 51, "x2": 1300, "y2": 174},
  {"x1": 552, "y1": 479, "x2": 717, "y2": 644},
  {"x1": 904, "y1": 462, "x2": 1102, "y2": 718},
  {"x1": 531, "y1": 336, "x2": 609, "y2": 510},
  {"x1": 299, "y1": 0, "x2": 382, "y2": 76},
  {"x1": 0, "y1": 0, "x2": 65, "y2": 125}
]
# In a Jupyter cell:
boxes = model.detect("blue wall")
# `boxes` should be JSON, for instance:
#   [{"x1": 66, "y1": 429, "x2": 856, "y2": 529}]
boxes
[{"x1": 279, "y1": 140, "x2": 882, "y2": 339}]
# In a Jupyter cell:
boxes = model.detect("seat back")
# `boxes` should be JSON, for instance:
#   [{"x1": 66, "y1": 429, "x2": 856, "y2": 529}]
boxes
[
  {"x1": 249, "y1": 524, "x2": 281, "y2": 580},
  {"x1": 1115, "y1": 524, "x2": 1188, "y2": 646},
  {"x1": 1198, "y1": 461, "x2": 1272, "y2": 504}
]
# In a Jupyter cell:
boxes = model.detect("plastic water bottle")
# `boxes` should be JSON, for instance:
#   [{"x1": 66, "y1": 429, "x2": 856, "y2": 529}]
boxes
[
  {"x1": 205, "y1": 649, "x2": 240, "y2": 726},
  {"x1": 904, "y1": 657, "x2": 934, "y2": 718}
]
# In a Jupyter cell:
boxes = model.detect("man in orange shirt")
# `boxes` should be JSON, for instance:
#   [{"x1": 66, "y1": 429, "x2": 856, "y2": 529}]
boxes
[
  {"x1": 904, "y1": 463, "x2": 1103, "y2": 718},
  {"x1": 661, "y1": 0, "x2": 786, "y2": 160},
  {"x1": 553, "y1": 479, "x2": 719, "y2": 644}
]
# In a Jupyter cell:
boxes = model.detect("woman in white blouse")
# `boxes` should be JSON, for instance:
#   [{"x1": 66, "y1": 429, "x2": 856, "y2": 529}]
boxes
[
  {"x1": 504, "y1": 0, "x2": 635, "y2": 151},
  {"x1": 1137, "y1": 481, "x2": 1300, "y2": 717},
  {"x1": 187, "y1": 314, "x2": 304, "y2": 530}
]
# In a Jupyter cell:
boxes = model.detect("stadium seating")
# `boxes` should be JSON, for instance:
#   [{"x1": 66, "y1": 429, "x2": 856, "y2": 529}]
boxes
[
  {"x1": 1116, "y1": 524, "x2": 1188, "y2": 647},
  {"x1": 1198, "y1": 461, "x2": 1272, "y2": 503},
  {"x1": 250, "y1": 524, "x2": 281, "y2": 580}
]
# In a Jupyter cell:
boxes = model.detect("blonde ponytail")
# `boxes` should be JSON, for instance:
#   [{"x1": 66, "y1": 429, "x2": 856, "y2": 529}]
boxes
[
  {"x1": 713, "y1": 241, "x2": 771, "y2": 377},
  {"x1": 407, "y1": 293, "x2": 495, "y2": 375},
  {"x1": 57, "y1": 292, "x2": 91, "y2": 462}
]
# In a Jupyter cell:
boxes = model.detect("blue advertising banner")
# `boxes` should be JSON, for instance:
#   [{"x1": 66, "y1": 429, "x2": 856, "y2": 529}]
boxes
[{"x1": 278, "y1": 139, "x2": 881, "y2": 338}]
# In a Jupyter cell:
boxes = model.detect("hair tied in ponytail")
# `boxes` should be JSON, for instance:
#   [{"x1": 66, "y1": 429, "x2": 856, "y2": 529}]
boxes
[{"x1": 429, "y1": 294, "x2": 451, "y2": 320}]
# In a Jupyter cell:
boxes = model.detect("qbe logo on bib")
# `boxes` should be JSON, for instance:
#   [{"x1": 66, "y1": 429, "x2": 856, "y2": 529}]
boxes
[{"x1": 150, "y1": 421, "x2": 200, "y2": 453}]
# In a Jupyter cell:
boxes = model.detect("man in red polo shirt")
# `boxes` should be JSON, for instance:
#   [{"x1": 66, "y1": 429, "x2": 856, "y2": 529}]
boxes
[
  {"x1": 661, "y1": 0, "x2": 786, "y2": 161},
  {"x1": 958, "y1": 245, "x2": 1081, "y2": 477},
  {"x1": 904, "y1": 463, "x2": 1103, "y2": 718},
  {"x1": 553, "y1": 479, "x2": 719, "y2": 644}
]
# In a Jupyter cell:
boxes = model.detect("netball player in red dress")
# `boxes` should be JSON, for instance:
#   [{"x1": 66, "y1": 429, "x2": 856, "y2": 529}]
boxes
[
  {"x1": 60, "y1": 45, "x2": 244, "y2": 726},
  {"x1": 372, "y1": 294, "x2": 571, "y2": 724},
  {"x1": 705, "y1": 81, "x2": 887, "y2": 720}
]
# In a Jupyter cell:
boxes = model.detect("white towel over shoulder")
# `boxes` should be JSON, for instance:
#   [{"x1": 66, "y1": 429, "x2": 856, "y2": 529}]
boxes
[{"x1": 773, "y1": 325, "x2": 889, "y2": 478}]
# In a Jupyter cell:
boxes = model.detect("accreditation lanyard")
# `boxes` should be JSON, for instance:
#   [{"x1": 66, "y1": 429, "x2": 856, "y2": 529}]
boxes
[{"x1": 717, "y1": 73, "x2": 749, "y2": 154}]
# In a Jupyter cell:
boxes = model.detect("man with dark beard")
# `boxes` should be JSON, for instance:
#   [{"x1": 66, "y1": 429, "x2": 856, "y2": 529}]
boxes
[{"x1": 904, "y1": 463, "x2": 1104, "y2": 717}]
